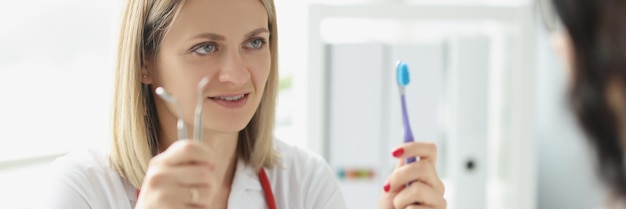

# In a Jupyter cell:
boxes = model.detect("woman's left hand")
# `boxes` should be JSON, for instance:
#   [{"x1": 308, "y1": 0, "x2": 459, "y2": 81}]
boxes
[{"x1": 377, "y1": 142, "x2": 446, "y2": 209}]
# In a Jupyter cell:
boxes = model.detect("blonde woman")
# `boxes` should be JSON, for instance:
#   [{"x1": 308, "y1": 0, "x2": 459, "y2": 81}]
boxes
[{"x1": 39, "y1": 0, "x2": 446, "y2": 208}]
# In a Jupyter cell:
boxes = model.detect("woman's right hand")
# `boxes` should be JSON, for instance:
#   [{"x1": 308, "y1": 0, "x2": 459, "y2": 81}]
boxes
[{"x1": 134, "y1": 140, "x2": 217, "y2": 209}]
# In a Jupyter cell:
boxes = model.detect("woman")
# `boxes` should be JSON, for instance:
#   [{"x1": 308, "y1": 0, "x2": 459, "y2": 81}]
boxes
[
  {"x1": 39, "y1": 0, "x2": 446, "y2": 208},
  {"x1": 550, "y1": 0, "x2": 626, "y2": 207}
]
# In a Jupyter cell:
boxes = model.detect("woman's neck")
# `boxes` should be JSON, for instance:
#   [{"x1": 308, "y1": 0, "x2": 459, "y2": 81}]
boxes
[{"x1": 205, "y1": 132, "x2": 239, "y2": 188}]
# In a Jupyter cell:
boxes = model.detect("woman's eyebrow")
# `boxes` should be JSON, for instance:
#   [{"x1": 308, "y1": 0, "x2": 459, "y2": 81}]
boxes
[
  {"x1": 246, "y1": 28, "x2": 270, "y2": 37},
  {"x1": 189, "y1": 28, "x2": 268, "y2": 41},
  {"x1": 191, "y1": 32, "x2": 226, "y2": 41}
]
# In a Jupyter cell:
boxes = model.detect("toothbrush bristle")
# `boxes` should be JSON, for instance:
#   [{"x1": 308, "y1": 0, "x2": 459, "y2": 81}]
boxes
[{"x1": 396, "y1": 61, "x2": 410, "y2": 86}]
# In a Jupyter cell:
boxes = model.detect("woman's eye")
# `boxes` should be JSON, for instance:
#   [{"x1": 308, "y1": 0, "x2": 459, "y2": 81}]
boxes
[
  {"x1": 245, "y1": 38, "x2": 266, "y2": 49},
  {"x1": 193, "y1": 43, "x2": 217, "y2": 55}
]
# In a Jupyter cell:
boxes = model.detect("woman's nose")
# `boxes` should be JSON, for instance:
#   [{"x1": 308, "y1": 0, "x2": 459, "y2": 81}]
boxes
[{"x1": 218, "y1": 49, "x2": 250, "y2": 85}]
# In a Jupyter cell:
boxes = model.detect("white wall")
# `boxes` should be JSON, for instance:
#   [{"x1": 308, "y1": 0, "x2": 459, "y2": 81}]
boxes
[
  {"x1": 0, "y1": 1, "x2": 121, "y2": 208},
  {"x1": 0, "y1": 0, "x2": 119, "y2": 161}
]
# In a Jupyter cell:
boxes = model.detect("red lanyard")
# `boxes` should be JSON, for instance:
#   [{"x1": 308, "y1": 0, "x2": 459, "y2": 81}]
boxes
[
  {"x1": 258, "y1": 168, "x2": 277, "y2": 209},
  {"x1": 136, "y1": 169, "x2": 276, "y2": 209}
]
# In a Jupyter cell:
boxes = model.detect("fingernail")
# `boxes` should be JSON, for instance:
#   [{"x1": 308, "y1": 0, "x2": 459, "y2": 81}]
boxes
[
  {"x1": 383, "y1": 182, "x2": 390, "y2": 192},
  {"x1": 392, "y1": 148, "x2": 404, "y2": 157}
]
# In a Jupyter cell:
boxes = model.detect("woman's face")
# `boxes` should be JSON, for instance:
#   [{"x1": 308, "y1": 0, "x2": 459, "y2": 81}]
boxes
[{"x1": 146, "y1": 0, "x2": 271, "y2": 134}]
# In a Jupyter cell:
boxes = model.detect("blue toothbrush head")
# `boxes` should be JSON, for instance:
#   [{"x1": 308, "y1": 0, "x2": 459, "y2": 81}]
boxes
[{"x1": 396, "y1": 61, "x2": 410, "y2": 87}]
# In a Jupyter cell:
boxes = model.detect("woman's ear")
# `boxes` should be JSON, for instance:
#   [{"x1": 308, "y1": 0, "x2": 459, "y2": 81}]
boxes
[
  {"x1": 142, "y1": 60, "x2": 154, "y2": 85},
  {"x1": 552, "y1": 30, "x2": 575, "y2": 80}
]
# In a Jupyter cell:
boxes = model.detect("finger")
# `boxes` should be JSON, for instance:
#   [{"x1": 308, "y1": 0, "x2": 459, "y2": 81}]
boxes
[
  {"x1": 388, "y1": 160, "x2": 444, "y2": 195},
  {"x1": 403, "y1": 205, "x2": 430, "y2": 209},
  {"x1": 143, "y1": 163, "x2": 217, "y2": 191},
  {"x1": 393, "y1": 181, "x2": 447, "y2": 209},
  {"x1": 171, "y1": 165, "x2": 216, "y2": 186},
  {"x1": 152, "y1": 140, "x2": 214, "y2": 168},
  {"x1": 392, "y1": 142, "x2": 438, "y2": 164},
  {"x1": 141, "y1": 185, "x2": 215, "y2": 208},
  {"x1": 395, "y1": 158, "x2": 404, "y2": 169},
  {"x1": 186, "y1": 185, "x2": 218, "y2": 208}
]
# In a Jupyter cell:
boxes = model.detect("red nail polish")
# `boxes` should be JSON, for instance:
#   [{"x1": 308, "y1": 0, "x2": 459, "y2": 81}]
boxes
[
  {"x1": 384, "y1": 183, "x2": 390, "y2": 192},
  {"x1": 392, "y1": 148, "x2": 404, "y2": 157}
]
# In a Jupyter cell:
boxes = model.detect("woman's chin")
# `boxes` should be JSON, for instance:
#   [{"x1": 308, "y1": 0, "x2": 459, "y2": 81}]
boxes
[{"x1": 204, "y1": 121, "x2": 251, "y2": 134}]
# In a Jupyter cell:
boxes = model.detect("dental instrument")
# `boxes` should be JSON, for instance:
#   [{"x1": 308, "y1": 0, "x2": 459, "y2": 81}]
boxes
[
  {"x1": 155, "y1": 77, "x2": 208, "y2": 141},
  {"x1": 193, "y1": 77, "x2": 209, "y2": 141}
]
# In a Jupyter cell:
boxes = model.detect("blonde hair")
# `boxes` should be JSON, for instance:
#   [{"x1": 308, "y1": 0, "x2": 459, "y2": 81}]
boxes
[{"x1": 109, "y1": 0, "x2": 279, "y2": 188}]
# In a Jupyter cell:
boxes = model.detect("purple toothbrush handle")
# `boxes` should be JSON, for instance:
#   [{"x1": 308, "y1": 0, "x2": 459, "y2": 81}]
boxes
[
  {"x1": 400, "y1": 94, "x2": 417, "y2": 187},
  {"x1": 401, "y1": 95, "x2": 417, "y2": 165}
]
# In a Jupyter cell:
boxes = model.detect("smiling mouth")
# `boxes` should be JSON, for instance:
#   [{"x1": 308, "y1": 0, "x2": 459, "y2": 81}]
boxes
[{"x1": 208, "y1": 93, "x2": 248, "y2": 101}]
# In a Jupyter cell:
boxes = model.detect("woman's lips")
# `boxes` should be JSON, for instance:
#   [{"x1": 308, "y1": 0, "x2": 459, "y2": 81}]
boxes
[{"x1": 208, "y1": 93, "x2": 249, "y2": 109}]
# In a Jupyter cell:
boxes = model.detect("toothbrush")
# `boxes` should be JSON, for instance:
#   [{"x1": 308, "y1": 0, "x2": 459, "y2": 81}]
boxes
[{"x1": 396, "y1": 61, "x2": 417, "y2": 165}]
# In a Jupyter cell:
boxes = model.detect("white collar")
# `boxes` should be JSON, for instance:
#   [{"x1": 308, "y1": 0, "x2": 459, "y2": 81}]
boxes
[
  {"x1": 230, "y1": 158, "x2": 263, "y2": 193},
  {"x1": 227, "y1": 158, "x2": 267, "y2": 209}
]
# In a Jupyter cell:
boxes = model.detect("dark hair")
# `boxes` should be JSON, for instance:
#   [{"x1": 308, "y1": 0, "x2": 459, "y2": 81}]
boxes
[{"x1": 552, "y1": 0, "x2": 626, "y2": 200}]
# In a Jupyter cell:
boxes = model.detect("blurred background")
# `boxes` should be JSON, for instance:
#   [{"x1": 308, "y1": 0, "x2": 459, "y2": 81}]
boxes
[{"x1": 0, "y1": 0, "x2": 605, "y2": 208}]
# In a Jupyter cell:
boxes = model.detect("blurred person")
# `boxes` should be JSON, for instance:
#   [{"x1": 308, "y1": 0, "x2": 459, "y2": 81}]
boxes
[{"x1": 548, "y1": 0, "x2": 626, "y2": 207}]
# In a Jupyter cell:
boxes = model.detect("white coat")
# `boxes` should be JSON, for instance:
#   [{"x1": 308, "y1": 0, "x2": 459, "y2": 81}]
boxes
[{"x1": 36, "y1": 139, "x2": 347, "y2": 209}]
